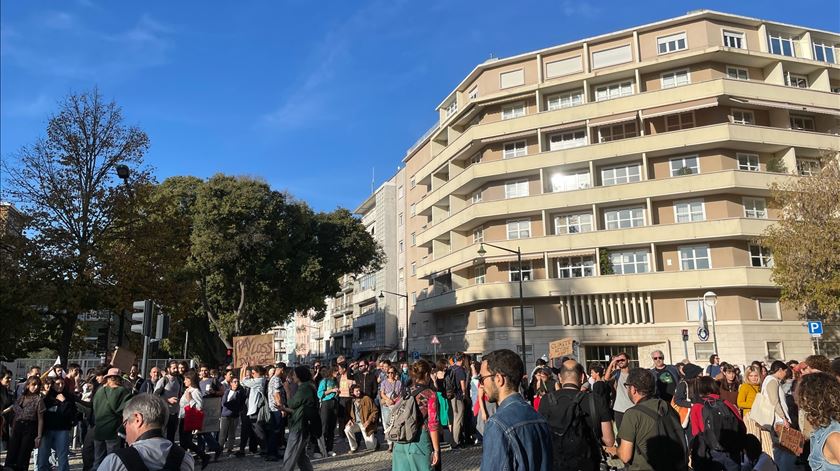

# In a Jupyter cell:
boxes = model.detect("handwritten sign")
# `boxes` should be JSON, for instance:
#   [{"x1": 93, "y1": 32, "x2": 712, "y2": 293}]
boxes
[
  {"x1": 549, "y1": 338, "x2": 574, "y2": 359},
  {"x1": 233, "y1": 334, "x2": 274, "y2": 368},
  {"x1": 110, "y1": 347, "x2": 136, "y2": 374},
  {"x1": 201, "y1": 397, "x2": 221, "y2": 432}
]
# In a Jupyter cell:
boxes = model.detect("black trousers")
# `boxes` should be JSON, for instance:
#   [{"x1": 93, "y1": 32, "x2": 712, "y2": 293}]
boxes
[
  {"x1": 338, "y1": 397, "x2": 352, "y2": 428},
  {"x1": 320, "y1": 399, "x2": 338, "y2": 452},
  {"x1": 179, "y1": 419, "x2": 207, "y2": 458},
  {"x1": 5, "y1": 420, "x2": 37, "y2": 471},
  {"x1": 165, "y1": 414, "x2": 179, "y2": 443}
]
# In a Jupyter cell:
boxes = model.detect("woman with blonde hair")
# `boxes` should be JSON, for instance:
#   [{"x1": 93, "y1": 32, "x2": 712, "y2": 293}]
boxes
[{"x1": 737, "y1": 365, "x2": 772, "y2": 455}]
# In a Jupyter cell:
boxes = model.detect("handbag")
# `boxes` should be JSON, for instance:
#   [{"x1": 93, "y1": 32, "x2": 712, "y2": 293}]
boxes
[
  {"x1": 670, "y1": 397, "x2": 690, "y2": 428},
  {"x1": 748, "y1": 392, "x2": 775, "y2": 429},
  {"x1": 183, "y1": 405, "x2": 204, "y2": 432}
]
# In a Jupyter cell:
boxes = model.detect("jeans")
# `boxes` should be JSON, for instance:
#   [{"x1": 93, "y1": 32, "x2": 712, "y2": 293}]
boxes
[
  {"x1": 198, "y1": 432, "x2": 221, "y2": 453},
  {"x1": 344, "y1": 422, "x2": 378, "y2": 451},
  {"x1": 219, "y1": 416, "x2": 239, "y2": 452},
  {"x1": 381, "y1": 405, "x2": 394, "y2": 445},
  {"x1": 37, "y1": 429, "x2": 70, "y2": 471},
  {"x1": 93, "y1": 439, "x2": 119, "y2": 470},
  {"x1": 320, "y1": 399, "x2": 337, "y2": 453},
  {"x1": 281, "y1": 430, "x2": 313, "y2": 471},
  {"x1": 773, "y1": 446, "x2": 800, "y2": 470},
  {"x1": 266, "y1": 411, "x2": 285, "y2": 458}
]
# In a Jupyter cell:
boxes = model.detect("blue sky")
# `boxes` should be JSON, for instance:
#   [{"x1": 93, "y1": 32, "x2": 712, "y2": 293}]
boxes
[{"x1": 2, "y1": 1, "x2": 838, "y2": 211}]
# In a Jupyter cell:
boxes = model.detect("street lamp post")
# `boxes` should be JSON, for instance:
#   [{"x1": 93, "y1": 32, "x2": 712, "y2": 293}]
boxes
[
  {"x1": 703, "y1": 291, "x2": 719, "y2": 355},
  {"x1": 379, "y1": 290, "x2": 409, "y2": 359},
  {"x1": 114, "y1": 164, "x2": 132, "y2": 350},
  {"x1": 477, "y1": 243, "x2": 527, "y2": 365}
]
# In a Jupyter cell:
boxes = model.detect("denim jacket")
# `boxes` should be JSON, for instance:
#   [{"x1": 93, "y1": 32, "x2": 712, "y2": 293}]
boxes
[{"x1": 480, "y1": 393, "x2": 553, "y2": 471}]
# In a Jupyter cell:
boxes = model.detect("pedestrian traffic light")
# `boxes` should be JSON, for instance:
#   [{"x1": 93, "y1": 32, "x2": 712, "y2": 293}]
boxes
[
  {"x1": 154, "y1": 312, "x2": 170, "y2": 340},
  {"x1": 224, "y1": 348, "x2": 233, "y2": 365},
  {"x1": 131, "y1": 300, "x2": 153, "y2": 336}
]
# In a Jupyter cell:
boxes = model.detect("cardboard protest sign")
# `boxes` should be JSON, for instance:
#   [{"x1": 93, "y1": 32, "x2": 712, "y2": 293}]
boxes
[
  {"x1": 548, "y1": 338, "x2": 574, "y2": 359},
  {"x1": 201, "y1": 397, "x2": 221, "y2": 432},
  {"x1": 232, "y1": 334, "x2": 274, "y2": 368},
  {"x1": 110, "y1": 347, "x2": 136, "y2": 374}
]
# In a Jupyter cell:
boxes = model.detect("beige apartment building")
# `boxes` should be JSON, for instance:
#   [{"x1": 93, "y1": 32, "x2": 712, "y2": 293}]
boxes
[{"x1": 402, "y1": 10, "x2": 840, "y2": 368}]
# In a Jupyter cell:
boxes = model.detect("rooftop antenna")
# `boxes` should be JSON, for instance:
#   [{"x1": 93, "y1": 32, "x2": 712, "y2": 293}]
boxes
[{"x1": 371, "y1": 167, "x2": 375, "y2": 193}]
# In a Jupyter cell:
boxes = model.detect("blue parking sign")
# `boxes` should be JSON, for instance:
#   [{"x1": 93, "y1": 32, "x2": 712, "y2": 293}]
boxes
[{"x1": 808, "y1": 321, "x2": 823, "y2": 336}]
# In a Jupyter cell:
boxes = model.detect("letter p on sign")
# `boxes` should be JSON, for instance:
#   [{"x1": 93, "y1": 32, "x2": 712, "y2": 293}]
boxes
[{"x1": 808, "y1": 321, "x2": 823, "y2": 336}]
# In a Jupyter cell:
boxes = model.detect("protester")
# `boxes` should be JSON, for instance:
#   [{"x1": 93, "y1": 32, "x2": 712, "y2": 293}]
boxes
[
  {"x1": 399, "y1": 362, "x2": 411, "y2": 388},
  {"x1": 344, "y1": 384, "x2": 379, "y2": 452},
  {"x1": 392, "y1": 359, "x2": 441, "y2": 471},
  {"x1": 539, "y1": 359, "x2": 615, "y2": 471},
  {"x1": 218, "y1": 376, "x2": 245, "y2": 456},
  {"x1": 706, "y1": 354, "x2": 722, "y2": 378},
  {"x1": 530, "y1": 367, "x2": 556, "y2": 411},
  {"x1": 235, "y1": 368, "x2": 259, "y2": 457},
  {"x1": 761, "y1": 361, "x2": 796, "y2": 469},
  {"x1": 433, "y1": 359, "x2": 451, "y2": 438},
  {"x1": 742, "y1": 434, "x2": 777, "y2": 471},
  {"x1": 718, "y1": 364, "x2": 740, "y2": 406},
  {"x1": 80, "y1": 366, "x2": 107, "y2": 471},
  {"x1": 139, "y1": 367, "x2": 162, "y2": 394},
  {"x1": 179, "y1": 370, "x2": 211, "y2": 468},
  {"x1": 448, "y1": 354, "x2": 469, "y2": 448},
  {"x1": 125, "y1": 365, "x2": 144, "y2": 394},
  {"x1": 380, "y1": 364, "x2": 403, "y2": 452},
  {"x1": 617, "y1": 367, "x2": 688, "y2": 471},
  {"x1": 606, "y1": 352, "x2": 633, "y2": 429},
  {"x1": 239, "y1": 364, "x2": 268, "y2": 453},
  {"x1": 1, "y1": 371, "x2": 14, "y2": 453},
  {"x1": 479, "y1": 349, "x2": 552, "y2": 471},
  {"x1": 155, "y1": 360, "x2": 184, "y2": 443},
  {"x1": 37, "y1": 377, "x2": 75, "y2": 471},
  {"x1": 649, "y1": 350, "x2": 680, "y2": 403},
  {"x1": 266, "y1": 363, "x2": 287, "y2": 462},
  {"x1": 336, "y1": 362, "x2": 353, "y2": 430},
  {"x1": 795, "y1": 372, "x2": 840, "y2": 470},
  {"x1": 587, "y1": 363, "x2": 612, "y2": 410},
  {"x1": 687, "y1": 376, "x2": 745, "y2": 471},
  {"x1": 16, "y1": 366, "x2": 42, "y2": 398},
  {"x1": 353, "y1": 361, "x2": 378, "y2": 399},
  {"x1": 279, "y1": 366, "x2": 319, "y2": 471},
  {"x1": 737, "y1": 366, "x2": 767, "y2": 448},
  {"x1": 316, "y1": 367, "x2": 339, "y2": 458},
  {"x1": 798, "y1": 355, "x2": 831, "y2": 376},
  {"x1": 92, "y1": 368, "x2": 132, "y2": 469},
  {"x1": 4, "y1": 376, "x2": 45, "y2": 471},
  {"x1": 98, "y1": 393, "x2": 194, "y2": 471}
]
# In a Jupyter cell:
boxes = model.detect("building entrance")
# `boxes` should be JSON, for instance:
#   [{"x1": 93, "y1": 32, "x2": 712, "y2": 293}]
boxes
[{"x1": 583, "y1": 345, "x2": 639, "y2": 369}]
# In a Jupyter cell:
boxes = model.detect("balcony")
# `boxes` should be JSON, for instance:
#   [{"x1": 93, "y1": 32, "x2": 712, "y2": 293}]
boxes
[
  {"x1": 416, "y1": 267, "x2": 773, "y2": 312},
  {"x1": 312, "y1": 329, "x2": 324, "y2": 340}
]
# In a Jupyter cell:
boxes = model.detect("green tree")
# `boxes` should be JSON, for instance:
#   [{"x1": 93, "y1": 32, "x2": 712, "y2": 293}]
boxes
[
  {"x1": 2, "y1": 89, "x2": 151, "y2": 361},
  {"x1": 761, "y1": 151, "x2": 840, "y2": 322}
]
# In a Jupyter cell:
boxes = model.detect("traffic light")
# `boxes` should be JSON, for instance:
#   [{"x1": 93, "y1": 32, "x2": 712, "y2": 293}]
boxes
[
  {"x1": 155, "y1": 312, "x2": 170, "y2": 340},
  {"x1": 131, "y1": 300, "x2": 153, "y2": 336},
  {"x1": 224, "y1": 348, "x2": 233, "y2": 365}
]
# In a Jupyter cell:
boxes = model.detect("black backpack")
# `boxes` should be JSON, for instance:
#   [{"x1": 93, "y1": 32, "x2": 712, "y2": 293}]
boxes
[
  {"x1": 542, "y1": 391, "x2": 600, "y2": 471},
  {"x1": 695, "y1": 397, "x2": 746, "y2": 459},
  {"x1": 114, "y1": 444, "x2": 185, "y2": 471},
  {"x1": 634, "y1": 401, "x2": 689, "y2": 471},
  {"x1": 302, "y1": 383, "x2": 322, "y2": 439},
  {"x1": 443, "y1": 368, "x2": 458, "y2": 400}
]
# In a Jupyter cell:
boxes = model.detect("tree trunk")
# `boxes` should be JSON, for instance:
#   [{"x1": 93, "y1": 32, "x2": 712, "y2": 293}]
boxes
[{"x1": 57, "y1": 314, "x2": 76, "y2": 367}]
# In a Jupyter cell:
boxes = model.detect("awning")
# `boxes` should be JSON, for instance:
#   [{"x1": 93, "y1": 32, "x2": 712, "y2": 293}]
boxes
[
  {"x1": 541, "y1": 120, "x2": 588, "y2": 134},
  {"x1": 481, "y1": 253, "x2": 546, "y2": 264},
  {"x1": 481, "y1": 129, "x2": 536, "y2": 144},
  {"x1": 641, "y1": 97, "x2": 719, "y2": 119},
  {"x1": 728, "y1": 96, "x2": 840, "y2": 117},
  {"x1": 546, "y1": 249, "x2": 597, "y2": 258},
  {"x1": 480, "y1": 92, "x2": 535, "y2": 108},
  {"x1": 588, "y1": 110, "x2": 638, "y2": 127}
]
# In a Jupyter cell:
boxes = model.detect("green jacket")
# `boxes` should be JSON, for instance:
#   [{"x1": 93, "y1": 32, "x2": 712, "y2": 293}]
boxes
[
  {"x1": 92, "y1": 385, "x2": 132, "y2": 441},
  {"x1": 287, "y1": 381, "x2": 317, "y2": 432}
]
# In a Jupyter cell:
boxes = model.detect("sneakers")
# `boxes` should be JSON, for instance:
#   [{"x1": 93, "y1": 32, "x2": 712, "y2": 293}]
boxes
[
  {"x1": 328, "y1": 451, "x2": 337, "y2": 457},
  {"x1": 313, "y1": 452, "x2": 323, "y2": 459}
]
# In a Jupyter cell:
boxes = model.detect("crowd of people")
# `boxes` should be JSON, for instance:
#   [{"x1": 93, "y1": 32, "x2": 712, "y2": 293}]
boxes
[{"x1": 0, "y1": 350, "x2": 838, "y2": 471}]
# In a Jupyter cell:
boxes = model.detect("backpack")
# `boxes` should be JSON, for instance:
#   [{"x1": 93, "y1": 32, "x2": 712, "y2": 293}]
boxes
[
  {"x1": 542, "y1": 391, "x2": 600, "y2": 471},
  {"x1": 386, "y1": 386, "x2": 429, "y2": 444},
  {"x1": 302, "y1": 384, "x2": 322, "y2": 439},
  {"x1": 443, "y1": 368, "x2": 458, "y2": 400},
  {"x1": 634, "y1": 400, "x2": 689, "y2": 471},
  {"x1": 253, "y1": 382, "x2": 271, "y2": 424},
  {"x1": 114, "y1": 443, "x2": 186, "y2": 471},
  {"x1": 695, "y1": 398, "x2": 746, "y2": 459}
]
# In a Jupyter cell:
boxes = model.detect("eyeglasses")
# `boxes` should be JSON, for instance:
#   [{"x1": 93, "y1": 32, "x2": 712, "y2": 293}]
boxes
[
  {"x1": 652, "y1": 356, "x2": 664, "y2": 360},
  {"x1": 477, "y1": 373, "x2": 502, "y2": 384}
]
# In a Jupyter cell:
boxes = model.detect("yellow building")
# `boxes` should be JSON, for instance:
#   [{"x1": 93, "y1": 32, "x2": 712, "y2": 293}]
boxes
[{"x1": 402, "y1": 10, "x2": 840, "y2": 368}]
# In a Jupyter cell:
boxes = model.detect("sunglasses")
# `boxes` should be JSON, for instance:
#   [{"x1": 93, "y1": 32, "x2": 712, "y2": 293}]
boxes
[
  {"x1": 652, "y1": 356, "x2": 664, "y2": 360},
  {"x1": 388, "y1": 371, "x2": 397, "y2": 375}
]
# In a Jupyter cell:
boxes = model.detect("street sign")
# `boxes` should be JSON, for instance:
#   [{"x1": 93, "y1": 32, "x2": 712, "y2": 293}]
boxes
[
  {"x1": 808, "y1": 321, "x2": 824, "y2": 336},
  {"x1": 412, "y1": 351, "x2": 421, "y2": 360},
  {"x1": 697, "y1": 327, "x2": 710, "y2": 342},
  {"x1": 431, "y1": 335, "x2": 440, "y2": 345}
]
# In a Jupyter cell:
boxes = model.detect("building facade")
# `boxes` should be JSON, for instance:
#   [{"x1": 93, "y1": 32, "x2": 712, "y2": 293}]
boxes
[{"x1": 401, "y1": 10, "x2": 839, "y2": 368}]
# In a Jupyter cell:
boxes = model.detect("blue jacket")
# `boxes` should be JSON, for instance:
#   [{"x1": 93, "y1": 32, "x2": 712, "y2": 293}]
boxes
[{"x1": 480, "y1": 393, "x2": 553, "y2": 471}]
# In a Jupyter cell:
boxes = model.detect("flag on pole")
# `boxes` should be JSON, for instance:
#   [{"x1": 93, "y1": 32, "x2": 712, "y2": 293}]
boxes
[{"x1": 698, "y1": 302, "x2": 707, "y2": 331}]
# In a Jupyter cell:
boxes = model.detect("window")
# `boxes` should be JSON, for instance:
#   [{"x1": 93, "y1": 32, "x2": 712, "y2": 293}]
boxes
[
  {"x1": 670, "y1": 155, "x2": 700, "y2": 176},
  {"x1": 507, "y1": 219, "x2": 531, "y2": 240},
  {"x1": 445, "y1": 100, "x2": 458, "y2": 118},
  {"x1": 679, "y1": 245, "x2": 711, "y2": 270},
  {"x1": 546, "y1": 89, "x2": 584, "y2": 110},
  {"x1": 398, "y1": 213, "x2": 403, "y2": 226},
  {"x1": 398, "y1": 268, "x2": 404, "y2": 282},
  {"x1": 784, "y1": 72, "x2": 809, "y2": 88},
  {"x1": 674, "y1": 199, "x2": 706, "y2": 223},
  {"x1": 790, "y1": 115, "x2": 815, "y2": 131},
  {"x1": 476, "y1": 310, "x2": 486, "y2": 329},
  {"x1": 473, "y1": 226, "x2": 484, "y2": 243},
  {"x1": 474, "y1": 265, "x2": 486, "y2": 285},
  {"x1": 503, "y1": 140, "x2": 528, "y2": 159},
  {"x1": 604, "y1": 207, "x2": 645, "y2": 229},
  {"x1": 813, "y1": 41, "x2": 837, "y2": 63},
  {"x1": 694, "y1": 342, "x2": 715, "y2": 361},
  {"x1": 411, "y1": 262, "x2": 417, "y2": 275},
  {"x1": 731, "y1": 109, "x2": 755, "y2": 125},
  {"x1": 766, "y1": 341, "x2": 784, "y2": 360},
  {"x1": 723, "y1": 30, "x2": 745, "y2": 49},
  {"x1": 504, "y1": 179, "x2": 529, "y2": 199},
  {"x1": 797, "y1": 158, "x2": 821, "y2": 176},
  {"x1": 743, "y1": 197, "x2": 768, "y2": 219},
  {"x1": 512, "y1": 307, "x2": 535, "y2": 327},
  {"x1": 548, "y1": 130, "x2": 587, "y2": 150},
  {"x1": 509, "y1": 261, "x2": 533, "y2": 282},
  {"x1": 410, "y1": 203, "x2": 416, "y2": 216},
  {"x1": 591, "y1": 45, "x2": 632, "y2": 69},
  {"x1": 737, "y1": 153, "x2": 760, "y2": 171},
  {"x1": 554, "y1": 213, "x2": 593, "y2": 234},
  {"x1": 657, "y1": 32, "x2": 687, "y2": 54},
  {"x1": 468, "y1": 87, "x2": 478, "y2": 100},
  {"x1": 768, "y1": 32, "x2": 795, "y2": 57},
  {"x1": 601, "y1": 163, "x2": 642, "y2": 186},
  {"x1": 549, "y1": 170, "x2": 590, "y2": 192},
  {"x1": 556, "y1": 256, "x2": 596, "y2": 278},
  {"x1": 501, "y1": 102, "x2": 526, "y2": 120},
  {"x1": 500, "y1": 69, "x2": 525, "y2": 89},
  {"x1": 358, "y1": 273, "x2": 376, "y2": 291},
  {"x1": 749, "y1": 245, "x2": 774, "y2": 268},
  {"x1": 726, "y1": 66, "x2": 749, "y2": 81},
  {"x1": 609, "y1": 250, "x2": 649, "y2": 274},
  {"x1": 471, "y1": 190, "x2": 482, "y2": 204},
  {"x1": 411, "y1": 292, "x2": 417, "y2": 304},
  {"x1": 397, "y1": 185, "x2": 404, "y2": 199},
  {"x1": 594, "y1": 80, "x2": 634, "y2": 101},
  {"x1": 399, "y1": 240, "x2": 404, "y2": 253},
  {"x1": 598, "y1": 122, "x2": 638, "y2": 142},
  {"x1": 410, "y1": 232, "x2": 416, "y2": 246},
  {"x1": 545, "y1": 56, "x2": 583, "y2": 78},
  {"x1": 665, "y1": 112, "x2": 695, "y2": 131},
  {"x1": 516, "y1": 344, "x2": 535, "y2": 364},
  {"x1": 758, "y1": 299, "x2": 781, "y2": 320},
  {"x1": 661, "y1": 69, "x2": 690, "y2": 88},
  {"x1": 685, "y1": 299, "x2": 705, "y2": 322}
]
